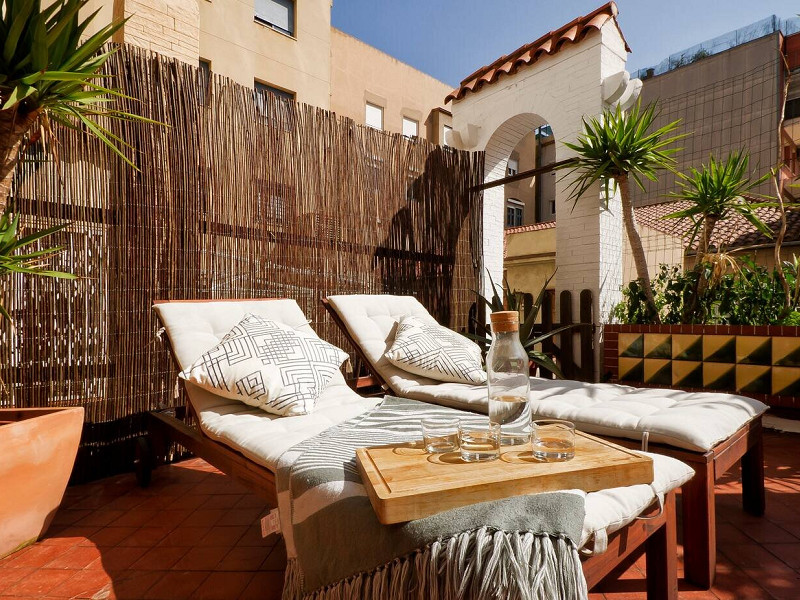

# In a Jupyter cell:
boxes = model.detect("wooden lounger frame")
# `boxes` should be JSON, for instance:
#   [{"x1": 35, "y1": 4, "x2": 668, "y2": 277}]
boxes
[
  {"x1": 141, "y1": 298, "x2": 679, "y2": 600},
  {"x1": 321, "y1": 296, "x2": 766, "y2": 589}
]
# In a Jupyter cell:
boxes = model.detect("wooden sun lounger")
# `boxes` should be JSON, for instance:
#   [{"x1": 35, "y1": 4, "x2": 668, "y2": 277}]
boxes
[
  {"x1": 139, "y1": 298, "x2": 679, "y2": 600},
  {"x1": 321, "y1": 296, "x2": 765, "y2": 589}
]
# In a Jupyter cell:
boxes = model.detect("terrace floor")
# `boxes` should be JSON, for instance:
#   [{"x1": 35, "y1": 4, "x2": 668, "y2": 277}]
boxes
[{"x1": 0, "y1": 430, "x2": 799, "y2": 599}]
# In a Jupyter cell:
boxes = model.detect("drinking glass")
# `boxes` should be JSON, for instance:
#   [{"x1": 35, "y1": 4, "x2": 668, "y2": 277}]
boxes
[
  {"x1": 531, "y1": 419, "x2": 575, "y2": 462},
  {"x1": 421, "y1": 417, "x2": 459, "y2": 454},
  {"x1": 458, "y1": 421, "x2": 500, "y2": 462}
]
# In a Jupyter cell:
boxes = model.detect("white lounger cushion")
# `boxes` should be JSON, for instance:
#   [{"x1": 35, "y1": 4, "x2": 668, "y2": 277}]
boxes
[
  {"x1": 154, "y1": 299, "x2": 380, "y2": 469},
  {"x1": 325, "y1": 294, "x2": 768, "y2": 452}
]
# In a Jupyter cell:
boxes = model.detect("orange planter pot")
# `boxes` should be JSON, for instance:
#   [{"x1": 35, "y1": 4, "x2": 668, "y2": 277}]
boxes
[{"x1": 0, "y1": 407, "x2": 84, "y2": 558}]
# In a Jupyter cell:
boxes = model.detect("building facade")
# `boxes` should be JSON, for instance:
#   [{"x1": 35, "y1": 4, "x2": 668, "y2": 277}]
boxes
[{"x1": 87, "y1": 0, "x2": 452, "y2": 142}]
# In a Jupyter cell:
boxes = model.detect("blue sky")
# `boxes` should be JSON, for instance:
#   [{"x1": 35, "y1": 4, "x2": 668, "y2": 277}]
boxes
[{"x1": 331, "y1": 1, "x2": 800, "y2": 88}]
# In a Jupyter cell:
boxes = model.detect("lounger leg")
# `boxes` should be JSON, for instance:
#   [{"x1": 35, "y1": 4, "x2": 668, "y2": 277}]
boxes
[
  {"x1": 646, "y1": 492, "x2": 678, "y2": 600},
  {"x1": 681, "y1": 461, "x2": 716, "y2": 589},
  {"x1": 741, "y1": 434, "x2": 766, "y2": 516}
]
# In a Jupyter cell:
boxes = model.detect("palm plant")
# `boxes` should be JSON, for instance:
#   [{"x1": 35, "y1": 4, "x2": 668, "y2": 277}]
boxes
[
  {"x1": 0, "y1": 0, "x2": 155, "y2": 321},
  {"x1": 560, "y1": 101, "x2": 684, "y2": 322},
  {"x1": 467, "y1": 271, "x2": 571, "y2": 378},
  {"x1": 664, "y1": 151, "x2": 772, "y2": 266}
]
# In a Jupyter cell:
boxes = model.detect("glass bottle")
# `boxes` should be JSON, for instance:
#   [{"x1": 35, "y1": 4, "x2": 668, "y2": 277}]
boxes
[{"x1": 487, "y1": 311, "x2": 531, "y2": 446}]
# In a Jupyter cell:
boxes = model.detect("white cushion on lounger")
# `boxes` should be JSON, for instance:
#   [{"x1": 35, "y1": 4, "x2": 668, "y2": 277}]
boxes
[
  {"x1": 154, "y1": 299, "x2": 380, "y2": 470},
  {"x1": 186, "y1": 381, "x2": 379, "y2": 471},
  {"x1": 580, "y1": 452, "x2": 693, "y2": 551},
  {"x1": 325, "y1": 294, "x2": 767, "y2": 452}
]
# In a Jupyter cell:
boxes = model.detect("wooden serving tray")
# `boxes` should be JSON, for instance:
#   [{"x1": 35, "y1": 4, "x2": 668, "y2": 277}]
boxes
[{"x1": 356, "y1": 431, "x2": 654, "y2": 524}]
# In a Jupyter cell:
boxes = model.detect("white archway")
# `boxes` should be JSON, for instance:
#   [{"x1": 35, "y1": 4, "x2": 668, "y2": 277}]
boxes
[{"x1": 448, "y1": 3, "x2": 639, "y2": 378}]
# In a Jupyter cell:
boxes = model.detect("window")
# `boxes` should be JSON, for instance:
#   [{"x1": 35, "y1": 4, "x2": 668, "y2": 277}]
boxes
[
  {"x1": 254, "y1": 81, "x2": 295, "y2": 121},
  {"x1": 550, "y1": 199, "x2": 556, "y2": 215},
  {"x1": 507, "y1": 158, "x2": 519, "y2": 177},
  {"x1": 786, "y1": 97, "x2": 800, "y2": 120},
  {"x1": 402, "y1": 117, "x2": 418, "y2": 138},
  {"x1": 255, "y1": 0, "x2": 295, "y2": 36},
  {"x1": 506, "y1": 199, "x2": 523, "y2": 227},
  {"x1": 442, "y1": 125, "x2": 453, "y2": 146},
  {"x1": 198, "y1": 59, "x2": 211, "y2": 105},
  {"x1": 365, "y1": 102, "x2": 383, "y2": 130}
]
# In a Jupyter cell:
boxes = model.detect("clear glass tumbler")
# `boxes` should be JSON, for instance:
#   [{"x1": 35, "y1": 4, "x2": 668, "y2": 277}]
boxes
[
  {"x1": 458, "y1": 421, "x2": 500, "y2": 462},
  {"x1": 531, "y1": 419, "x2": 576, "y2": 462},
  {"x1": 421, "y1": 417, "x2": 459, "y2": 454}
]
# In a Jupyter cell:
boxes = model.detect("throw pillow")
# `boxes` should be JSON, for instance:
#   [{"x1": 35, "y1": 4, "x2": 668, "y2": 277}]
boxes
[
  {"x1": 181, "y1": 313, "x2": 348, "y2": 416},
  {"x1": 384, "y1": 315, "x2": 486, "y2": 384}
]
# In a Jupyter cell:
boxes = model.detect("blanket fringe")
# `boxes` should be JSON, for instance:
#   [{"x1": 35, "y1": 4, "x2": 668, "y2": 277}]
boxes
[{"x1": 282, "y1": 527, "x2": 588, "y2": 600}]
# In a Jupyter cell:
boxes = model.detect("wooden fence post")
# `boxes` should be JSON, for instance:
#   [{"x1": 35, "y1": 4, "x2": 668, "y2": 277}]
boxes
[
  {"x1": 580, "y1": 289, "x2": 594, "y2": 382},
  {"x1": 559, "y1": 290, "x2": 575, "y2": 380}
]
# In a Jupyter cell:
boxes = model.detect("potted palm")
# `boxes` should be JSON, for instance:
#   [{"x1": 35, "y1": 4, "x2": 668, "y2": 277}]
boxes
[{"x1": 0, "y1": 0, "x2": 152, "y2": 558}]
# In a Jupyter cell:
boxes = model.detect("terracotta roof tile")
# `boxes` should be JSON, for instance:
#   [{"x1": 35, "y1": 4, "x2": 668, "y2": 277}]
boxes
[
  {"x1": 446, "y1": 2, "x2": 630, "y2": 103},
  {"x1": 634, "y1": 200, "x2": 800, "y2": 251}
]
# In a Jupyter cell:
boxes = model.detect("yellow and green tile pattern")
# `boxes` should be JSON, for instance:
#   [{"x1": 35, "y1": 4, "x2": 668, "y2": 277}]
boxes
[{"x1": 617, "y1": 333, "x2": 800, "y2": 396}]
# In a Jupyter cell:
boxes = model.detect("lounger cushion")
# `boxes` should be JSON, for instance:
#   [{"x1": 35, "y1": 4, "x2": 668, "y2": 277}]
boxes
[
  {"x1": 154, "y1": 299, "x2": 381, "y2": 469},
  {"x1": 182, "y1": 313, "x2": 348, "y2": 416},
  {"x1": 580, "y1": 452, "x2": 694, "y2": 551},
  {"x1": 325, "y1": 294, "x2": 768, "y2": 452},
  {"x1": 385, "y1": 315, "x2": 487, "y2": 384}
]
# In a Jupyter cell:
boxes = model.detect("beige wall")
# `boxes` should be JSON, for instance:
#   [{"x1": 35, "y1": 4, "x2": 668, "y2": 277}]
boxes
[
  {"x1": 330, "y1": 28, "x2": 451, "y2": 139},
  {"x1": 622, "y1": 225, "x2": 685, "y2": 283},
  {"x1": 633, "y1": 33, "x2": 781, "y2": 207},
  {"x1": 198, "y1": 0, "x2": 331, "y2": 109},
  {"x1": 504, "y1": 228, "x2": 556, "y2": 299}
]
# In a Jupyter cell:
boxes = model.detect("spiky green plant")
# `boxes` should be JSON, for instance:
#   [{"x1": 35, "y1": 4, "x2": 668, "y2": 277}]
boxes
[
  {"x1": 0, "y1": 0, "x2": 157, "y2": 212},
  {"x1": 0, "y1": 212, "x2": 75, "y2": 321},
  {"x1": 559, "y1": 101, "x2": 685, "y2": 322},
  {"x1": 664, "y1": 151, "x2": 772, "y2": 266},
  {"x1": 467, "y1": 271, "x2": 572, "y2": 378}
]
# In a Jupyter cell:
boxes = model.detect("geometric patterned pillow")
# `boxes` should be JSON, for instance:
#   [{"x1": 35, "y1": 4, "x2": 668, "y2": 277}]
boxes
[
  {"x1": 384, "y1": 315, "x2": 487, "y2": 384},
  {"x1": 180, "y1": 313, "x2": 349, "y2": 416}
]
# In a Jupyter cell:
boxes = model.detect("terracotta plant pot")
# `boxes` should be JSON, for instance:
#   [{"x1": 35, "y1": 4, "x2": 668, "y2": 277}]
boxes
[{"x1": 0, "y1": 407, "x2": 84, "y2": 558}]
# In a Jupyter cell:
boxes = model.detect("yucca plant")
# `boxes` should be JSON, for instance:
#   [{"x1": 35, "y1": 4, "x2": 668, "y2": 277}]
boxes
[
  {"x1": 665, "y1": 151, "x2": 772, "y2": 266},
  {"x1": 0, "y1": 0, "x2": 156, "y2": 322},
  {"x1": 560, "y1": 101, "x2": 685, "y2": 323},
  {"x1": 0, "y1": 212, "x2": 76, "y2": 320},
  {"x1": 467, "y1": 271, "x2": 571, "y2": 378},
  {"x1": 664, "y1": 150, "x2": 772, "y2": 321}
]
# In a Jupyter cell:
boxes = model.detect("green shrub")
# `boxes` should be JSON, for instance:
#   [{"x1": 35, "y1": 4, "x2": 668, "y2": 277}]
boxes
[{"x1": 612, "y1": 258, "x2": 798, "y2": 325}]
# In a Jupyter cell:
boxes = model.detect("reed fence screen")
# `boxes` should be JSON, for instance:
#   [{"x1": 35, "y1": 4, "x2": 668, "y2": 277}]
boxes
[{"x1": 0, "y1": 46, "x2": 484, "y2": 480}]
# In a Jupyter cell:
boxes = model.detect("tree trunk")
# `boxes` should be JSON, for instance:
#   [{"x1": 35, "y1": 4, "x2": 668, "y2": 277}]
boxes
[
  {"x1": 0, "y1": 107, "x2": 41, "y2": 215},
  {"x1": 619, "y1": 175, "x2": 660, "y2": 323},
  {"x1": 693, "y1": 216, "x2": 717, "y2": 268}
]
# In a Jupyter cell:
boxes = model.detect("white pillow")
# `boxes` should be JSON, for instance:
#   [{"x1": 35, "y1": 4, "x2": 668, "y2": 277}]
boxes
[
  {"x1": 181, "y1": 313, "x2": 349, "y2": 416},
  {"x1": 384, "y1": 315, "x2": 486, "y2": 384}
]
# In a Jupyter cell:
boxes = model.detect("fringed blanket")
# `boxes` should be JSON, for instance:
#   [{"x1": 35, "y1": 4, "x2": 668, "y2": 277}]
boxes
[{"x1": 277, "y1": 396, "x2": 588, "y2": 600}]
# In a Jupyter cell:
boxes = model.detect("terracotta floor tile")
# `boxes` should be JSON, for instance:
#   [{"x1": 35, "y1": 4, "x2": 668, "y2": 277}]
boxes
[
  {"x1": 84, "y1": 527, "x2": 139, "y2": 547},
  {"x1": 172, "y1": 546, "x2": 230, "y2": 571},
  {"x1": 763, "y1": 542, "x2": 800, "y2": 570},
  {"x1": 141, "y1": 570, "x2": 209, "y2": 600},
  {"x1": 110, "y1": 570, "x2": 163, "y2": 600},
  {"x1": 238, "y1": 571, "x2": 284, "y2": 600},
  {"x1": 46, "y1": 567, "x2": 113, "y2": 599},
  {"x1": 2, "y1": 568, "x2": 75, "y2": 596},
  {"x1": 157, "y1": 526, "x2": 213, "y2": 548},
  {"x1": 0, "y1": 567, "x2": 36, "y2": 594},
  {"x1": 198, "y1": 525, "x2": 248, "y2": 547},
  {"x1": 216, "y1": 508, "x2": 264, "y2": 527},
  {"x1": 217, "y1": 546, "x2": 273, "y2": 572},
  {"x1": 116, "y1": 527, "x2": 170, "y2": 547},
  {"x1": 186, "y1": 508, "x2": 227, "y2": 528},
  {"x1": 4, "y1": 545, "x2": 67, "y2": 569},
  {"x1": 193, "y1": 572, "x2": 254, "y2": 600},
  {"x1": 91, "y1": 546, "x2": 148, "y2": 572},
  {"x1": 129, "y1": 545, "x2": 189, "y2": 571},
  {"x1": 261, "y1": 544, "x2": 287, "y2": 572},
  {"x1": 44, "y1": 544, "x2": 103, "y2": 570},
  {"x1": 38, "y1": 527, "x2": 96, "y2": 547}
]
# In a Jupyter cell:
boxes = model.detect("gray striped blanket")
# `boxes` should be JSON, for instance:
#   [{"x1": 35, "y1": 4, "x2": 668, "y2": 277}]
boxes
[{"x1": 277, "y1": 396, "x2": 588, "y2": 600}]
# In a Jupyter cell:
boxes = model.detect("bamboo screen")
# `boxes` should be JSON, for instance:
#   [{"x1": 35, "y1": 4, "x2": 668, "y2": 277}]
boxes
[{"x1": 0, "y1": 46, "x2": 484, "y2": 478}]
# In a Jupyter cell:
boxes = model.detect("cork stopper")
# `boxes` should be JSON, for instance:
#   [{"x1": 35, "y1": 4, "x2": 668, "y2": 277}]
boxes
[{"x1": 490, "y1": 311, "x2": 520, "y2": 333}]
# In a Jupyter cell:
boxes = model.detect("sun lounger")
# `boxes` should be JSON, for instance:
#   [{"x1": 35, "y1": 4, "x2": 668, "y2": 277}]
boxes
[
  {"x1": 147, "y1": 298, "x2": 693, "y2": 599},
  {"x1": 322, "y1": 293, "x2": 768, "y2": 588}
]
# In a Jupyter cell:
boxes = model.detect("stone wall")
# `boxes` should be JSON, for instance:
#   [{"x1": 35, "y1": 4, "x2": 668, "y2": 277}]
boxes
[{"x1": 117, "y1": 0, "x2": 200, "y2": 65}]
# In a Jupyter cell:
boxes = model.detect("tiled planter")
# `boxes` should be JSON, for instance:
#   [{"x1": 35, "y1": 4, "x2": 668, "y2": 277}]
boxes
[{"x1": 604, "y1": 324, "x2": 800, "y2": 409}]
